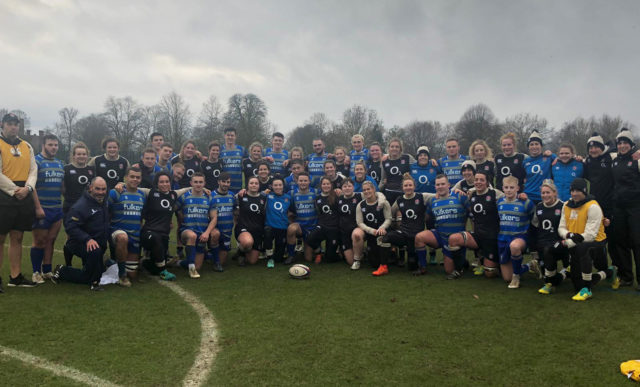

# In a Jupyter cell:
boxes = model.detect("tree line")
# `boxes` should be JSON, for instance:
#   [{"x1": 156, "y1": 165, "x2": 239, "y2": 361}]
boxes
[{"x1": 2, "y1": 94, "x2": 635, "y2": 162}]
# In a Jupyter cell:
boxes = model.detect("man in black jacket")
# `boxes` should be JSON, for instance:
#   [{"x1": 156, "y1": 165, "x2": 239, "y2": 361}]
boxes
[{"x1": 53, "y1": 177, "x2": 109, "y2": 291}]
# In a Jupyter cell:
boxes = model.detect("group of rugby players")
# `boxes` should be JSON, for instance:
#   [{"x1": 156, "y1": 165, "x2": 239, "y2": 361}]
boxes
[{"x1": 2, "y1": 114, "x2": 639, "y2": 300}]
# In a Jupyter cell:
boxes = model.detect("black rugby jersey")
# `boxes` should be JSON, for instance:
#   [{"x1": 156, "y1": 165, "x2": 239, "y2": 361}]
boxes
[
  {"x1": 63, "y1": 164, "x2": 95, "y2": 211},
  {"x1": 394, "y1": 193, "x2": 427, "y2": 236},
  {"x1": 382, "y1": 155, "x2": 411, "y2": 191},
  {"x1": 476, "y1": 159, "x2": 495, "y2": 184},
  {"x1": 142, "y1": 189, "x2": 179, "y2": 235},
  {"x1": 93, "y1": 155, "x2": 128, "y2": 191},
  {"x1": 201, "y1": 159, "x2": 224, "y2": 191},
  {"x1": 367, "y1": 159, "x2": 382, "y2": 184},
  {"x1": 315, "y1": 194, "x2": 340, "y2": 229},
  {"x1": 338, "y1": 193, "x2": 362, "y2": 231},
  {"x1": 360, "y1": 200, "x2": 386, "y2": 229},
  {"x1": 235, "y1": 193, "x2": 267, "y2": 230},
  {"x1": 242, "y1": 159, "x2": 261, "y2": 187},
  {"x1": 534, "y1": 200, "x2": 563, "y2": 245},
  {"x1": 495, "y1": 153, "x2": 525, "y2": 191},
  {"x1": 612, "y1": 151, "x2": 640, "y2": 206},
  {"x1": 171, "y1": 156, "x2": 200, "y2": 188},
  {"x1": 468, "y1": 188, "x2": 500, "y2": 239}
]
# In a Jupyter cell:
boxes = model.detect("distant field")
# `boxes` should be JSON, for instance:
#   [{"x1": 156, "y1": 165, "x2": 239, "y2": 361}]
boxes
[{"x1": 1, "y1": 232, "x2": 637, "y2": 386}]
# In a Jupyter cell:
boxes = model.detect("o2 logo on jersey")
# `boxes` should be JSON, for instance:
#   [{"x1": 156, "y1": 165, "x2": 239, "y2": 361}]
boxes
[
  {"x1": 249, "y1": 203, "x2": 261, "y2": 214},
  {"x1": 370, "y1": 171, "x2": 378, "y2": 180},
  {"x1": 501, "y1": 166, "x2": 511, "y2": 176},
  {"x1": 273, "y1": 202, "x2": 283, "y2": 211},
  {"x1": 107, "y1": 169, "x2": 118, "y2": 179},
  {"x1": 404, "y1": 209, "x2": 417, "y2": 220},
  {"x1": 542, "y1": 219, "x2": 554, "y2": 232},
  {"x1": 78, "y1": 175, "x2": 89, "y2": 185},
  {"x1": 418, "y1": 175, "x2": 429, "y2": 184},
  {"x1": 530, "y1": 165, "x2": 542, "y2": 175},
  {"x1": 341, "y1": 204, "x2": 350, "y2": 214},
  {"x1": 473, "y1": 203, "x2": 485, "y2": 215},
  {"x1": 186, "y1": 169, "x2": 195, "y2": 177},
  {"x1": 390, "y1": 166, "x2": 400, "y2": 175},
  {"x1": 365, "y1": 213, "x2": 376, "y2": 222},
  {"x1": 160, "y1": 199, "x2": 171, "y2": 209},
  {"x1": 322, "y1": 205, "x2": 332, "y2": 214}
]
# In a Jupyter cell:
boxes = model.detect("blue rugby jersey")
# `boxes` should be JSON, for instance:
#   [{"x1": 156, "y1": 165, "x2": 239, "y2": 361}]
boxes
[
  {"x1": 264, "y1": 147, "x2": 289, "y2": 176},
  {"x1": 35, "y1": 154, "x2": 64, "y2": 209},
  {"x1": 438, "y1": 155, "x2": 468, "y2": 186},
  {"x1": 426, "y1": 192, "x2": 468, "y2": 236},
  {"x1": 352, "y1": 175, "x2": 378, "y2": 193},
  {"x1": 410, "y1": 162, "x2": 441, "y2": 193},
  {"x1": 306, "y1": 152, "x2": 328, "y2": 182},
  {"x1": 551, "y1": 159, "x2": 584, "y2": 202},
  {"x1": 176, "y1": 191, "x2": 212, "y2": 234},
  {"x1": 209, "y1": 190, "x2": 236, "y2": 236},
  {"x1": 290, "y1": 190, "x2": 318, "y2": 230},
  {"x1": 108, "y1": 189, "x2": 146, "y2": 246},
  {"x1": 523, "y1": 154, "x2": 555, "y2": 202},
  {"x1": 497, "y1": 197, "x2": 535, "y2": 242},
  {"x1": 266, "y1": 192, "x2": 291, "y2": 229},
  {"x1": 284, "y1": 174, "x2": 298, "y2": 193},
  {"x1": 221, "y1": 144, "x2": 246, "y2": 192},
  {"x1": 349, "y1": 148, "x2": 369, "y2": 175}
]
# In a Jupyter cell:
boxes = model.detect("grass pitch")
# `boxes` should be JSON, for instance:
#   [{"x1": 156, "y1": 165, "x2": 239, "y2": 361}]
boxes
[{"x1": 1, "y1": 233, "x2": 638, "y2": 386}]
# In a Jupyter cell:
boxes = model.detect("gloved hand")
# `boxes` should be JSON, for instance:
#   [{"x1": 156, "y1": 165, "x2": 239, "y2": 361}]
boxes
[{"x1": 567, "y1": 232, "x2": 584, "y2": 243}]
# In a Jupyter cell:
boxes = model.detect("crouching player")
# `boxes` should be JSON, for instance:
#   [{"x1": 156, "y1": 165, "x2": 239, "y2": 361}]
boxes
[
  {"x1": 448, "y1": 171, "x2": 501, "y2": 278},
  {"x1": 209, "y1": 173, "x2": 235, "y2": 272},
  {"x1": 234, "y1": 176, "x2": 267, "y2": 265},
  {"x1": 108, "y1": 167, "x2": 146, "y2": 287},
  {"x1": 533, "y1": 180, "x2": 569, "y2": 294},
  {"x1": 355, "y1": 181, "x2": 392, "y2": 276},
  {"x1": 306, "y1": 177, "x2": 341, "y2": 264},
  {"x1": 286, "y1": 173, "x2": 318, "y2": 264},
  {"x1": 497, "y1": 176, "x2": 537, "y2": 289},
  {"x1": 384, "y1": 174, "x2": 434, "y2": 276},
  {"x1": 264, "y1": 177, "x2": 291, "y2": 268},
  {"x1": 558, "y1": 178, "x2": 616, "y2": 301},
  {"x1": 176, "y1": 172, "x2": 215, "y2": 278},
  {"x1": 414, "y1": 175, "x2": 468, "y2": 279}
]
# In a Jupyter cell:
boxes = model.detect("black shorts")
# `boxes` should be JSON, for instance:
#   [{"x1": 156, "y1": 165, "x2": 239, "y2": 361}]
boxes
[
  {"x1": 0, "y1": 191, "x2": 35, "y2": 234},
  {"x1": 340, "y1": 226, "x2": 356, "y2": 251},
  {"x1": 469, "y1": 232, "x2": 499, "y2": 263},
  {"x1": 234, "y1": 226, "x2": 264, "y2": 251}
]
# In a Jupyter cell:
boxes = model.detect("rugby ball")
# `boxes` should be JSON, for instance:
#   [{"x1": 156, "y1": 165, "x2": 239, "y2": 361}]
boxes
[{"x1": 289, "y1": 264, "x2": 310, "y2": 279}]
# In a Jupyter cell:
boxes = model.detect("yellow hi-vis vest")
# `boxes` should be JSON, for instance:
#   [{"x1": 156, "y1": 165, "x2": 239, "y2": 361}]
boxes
[
  {"x1": 563, "y1": 200, "x2": 606, "y2": 242},
  {"x1": 0, "y1": 137, "x2": 31, "y2": 183}
]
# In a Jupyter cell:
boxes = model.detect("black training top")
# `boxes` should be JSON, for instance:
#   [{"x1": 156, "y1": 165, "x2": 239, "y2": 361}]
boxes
[{"x1": 142, "y1": 189, "x2": 179, "y2": 235}]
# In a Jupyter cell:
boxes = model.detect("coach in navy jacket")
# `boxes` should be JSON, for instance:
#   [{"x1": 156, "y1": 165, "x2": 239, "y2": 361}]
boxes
[{"x1": 55, "y1": 177, "x2": 109, "y2": 290}]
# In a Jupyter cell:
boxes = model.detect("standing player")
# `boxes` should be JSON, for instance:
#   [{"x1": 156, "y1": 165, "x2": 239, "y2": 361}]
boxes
[
  {"x1": 349, "y1": 134, "x2": 369, "y2": 175},
  {"x1": 523, "y1": 131, "x2": 555, "y2": 204},
  {"x1": 108, "y1": 167, "x2": 146, "y2": 286},
  {"x1": 157, "y1": 143, "x2": 174, "y2": 173},
  {"x1": 30, "y1": 134, "x2": 65, "y2": 283},
  {"x1": 175, "y1": 172, "x2": 215, "y2": 278},
  {"x1": 551, "y1": 144, "x2": 583, "y2": 202},
  {"x1": 469, "y1": 140, "x2": 495, "y2": 185},
  {"x1": 209, "y1": 173, "x2": 235, "y2": 271},
  {"x1": 352, "y1": 161, "x2": 378, "y2": 193},
  {"x1": 439, "y1": 138, "x2": 468, "y2": 186},
  {"x1": 234, "y1": 176, "x2": 267, "y2": 265},
  {"x1": 264, "y1": 177, "x2": 291, "y2": 268},
  {"x1": 90, "y1": 137, "x2": 129, "y2": 191},
  {"x1": 380, "y1": 138, "x2": 413, "y2": 205},
  {"x1": 139, "y1": 148, "x2": 162, "y2": 188},
  {"x1": 62, "y1": 142, "x2": 95, "y2": 266},
  {"x1": 333, "y1": 146, "x2": 350, "y2": 177},
  {"x1": 201, "y1": 141, "x2": 224, "y2": 191},
  {"x1": 495, "y1": 132, "x2": 526, "y2": 191},
  {"x1": 221, "y1": 127, "x2": 247, "y2": 193},
  {"x1": 150, "y1": 132, "x2": 176, "y2": 161},
  {"x1": 366, "y1": 142, "x2": 383, "y2": 184},
  {"x1": 256, "y1": 161, "x2": 273, "y2": 193},
  {"x1": 414, "y1": 175, "x2": 468, "y2": 279},
  {"x1": 284, "y1": 159, "x2": 305, "y2": 193},
  {"x1": 306, "y1": 139, "x2": 328, "y2": 184},
  {"x1": 242, "y1": 142, "x2": 264, "y2": 187},
  {"x1": 171, "y1": 140, "x2": 201, "y2": 189},
  {"x1": 0, "y1": 112, "x2": 38, "y2": 290},
  {"x1": 286, "y1": 172, "x2": 317, "y2": 264},
  {"x1": 411, "y1": 146, "x2": 441, "y2": 194},
  {"x1": 263, "y1": 132, "x2": 288, "y2": 177},
  {"x1": 356, "y1": 181, "x2": 392, "y2": 276},
  {"x1": 448, "y1": 171, "x2": 502, "y2": 278},
  {"x1": 497, "y1": 176, "x2": 537, "y2": 289}
]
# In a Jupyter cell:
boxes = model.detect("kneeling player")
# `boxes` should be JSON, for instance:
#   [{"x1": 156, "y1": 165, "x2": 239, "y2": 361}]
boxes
[
  {"x1": 264, "y1": 177, "x2": 291, "y2": 267},
  {"x1": 286, "y1": 173, "x2": 317, "y2": 264},
  {"x1": 209, "y1": 173, "x2": 235, "y2": 271},
  {"x1": 448, "y1": 171, "x2": 501, "y2": 278},
  {"x1": 414, "y1": 175, "x2": 468, "y2": 279},
  {"x1": 497, "y1": 176, "x2": 537, "y2": 289},
  {"x1": 234, "y1": 176, "x2": 267, "y2": 265},
  {"x1": 558, "y1": 178, "x2": 616, "y2": 301},
  {"x1": 176, "y1": 172, "x2": 215, "y2": 278},
  {"x1": 306, "y1": 177, "x2": 341, "y2": 264}
]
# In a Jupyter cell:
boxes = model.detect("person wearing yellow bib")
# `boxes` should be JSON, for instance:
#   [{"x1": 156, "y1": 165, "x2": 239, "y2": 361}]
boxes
[
  {"x1": 558, "y1": 178, "x2": 615, "y2": 301},
  {"x1": 0, "y1": 113, "x2": 39, "y2": 291}
]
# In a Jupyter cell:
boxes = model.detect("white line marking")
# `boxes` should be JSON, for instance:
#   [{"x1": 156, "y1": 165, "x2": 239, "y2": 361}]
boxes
[
  {"x1": 157, "y1": 280, "x2": 219, "y2": 387},
  {"x1": 0, "y1": 344, "x2": 121, "y2": 387}
]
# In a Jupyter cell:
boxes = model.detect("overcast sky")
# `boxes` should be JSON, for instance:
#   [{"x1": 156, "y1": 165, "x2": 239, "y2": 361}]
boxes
[{"x1": 1, "y1": 0, "x2": 639, "y2": 133}]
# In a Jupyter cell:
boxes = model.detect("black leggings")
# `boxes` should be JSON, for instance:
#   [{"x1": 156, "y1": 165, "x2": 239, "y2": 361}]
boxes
[
  {"x1": 264, "y1": 226, "x2": 287, "y2": 262},
  {"x1": 612, "y1": 204, "x2": 640, "y2": 283},
  {"x1": 536, "y1": 241, "x2": 569, "y2": 273},
  {"x1": 569, "y1": 240, "x2": 609, "y2": 291},
  {"x1": 366, "y1": 234, "x2": 391, "y2": 267},
  {"x1": 306, "y1": 226, "x2": 341, "y2": 262},
  {"x1": 383, "y1": 230, "x2": 416, "y2": 258},
  {"x1": 141, "y1": 230, "x2": 169, "y2": 275}
]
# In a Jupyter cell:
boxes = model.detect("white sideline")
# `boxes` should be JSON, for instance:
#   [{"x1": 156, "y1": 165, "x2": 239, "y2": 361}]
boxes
[
  {"x1": 157, "y1": 280, "x2": 219, "y2": 387},
  {"x1": 0, "y1": 344, "x2": 121, "y2": 387}
]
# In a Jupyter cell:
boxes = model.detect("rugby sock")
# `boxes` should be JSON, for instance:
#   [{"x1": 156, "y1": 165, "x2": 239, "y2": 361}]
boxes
[
  {"x1": 210, "y1": 246, "x2": 220, "y2": 264},
  {"x1": 177, "y1": 246, "x2": 184, "y2": 257},
  {"x1": 63, "y1": 244, "x2": 73, "y2": 266},
  {"x1": 582, "y1": 272, "x2": 593, "y2": 290},
  {"x1": 186, "y1": 246, "x2": 196, "y2": 265},
  {"x1": 449, "y1": 247, "x2": 466, "y2": 272},
  {"x1": 42, "y1": 264, "x2": 52, "y2": 274},
  {"x1": 416, "y1": 247, "x2": 427, "y2": 268},
  {"x1": 511, "y1": 254, "x2": 524, "y2": 275},
  {"x1": 287, "y1": 244, "x2": 296, "y2": 258},
  {"x1": 118, "y1": 262, "x2": 126, "y2": 278},
  {"x1": 30, "y1": 247, "x2": 44, "y2": 273}
]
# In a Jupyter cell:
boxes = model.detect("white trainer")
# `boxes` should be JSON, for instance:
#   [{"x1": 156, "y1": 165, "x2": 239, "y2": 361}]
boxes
[
  {"x1": 350, "y1": 260, "x2": 361, "y2": 270},
  {"x1": 32, "y1": 272, "x2": 45, "y2": 284},
  {"x1": 508, "y1": 274, "x2": 521, "y2": 289}
]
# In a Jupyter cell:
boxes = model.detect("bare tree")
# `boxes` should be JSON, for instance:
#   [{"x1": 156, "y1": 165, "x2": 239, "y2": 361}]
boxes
[
  {"x1": 223, "y1": 93, "x2": 270, "y2": 146},
  {"x1": 75, "y1": 113, "x2": 110, "y2": 157},
  {"x1": 286, "y1": 124, "x2": 325, "y2": 156},
  {"x1": 341, "y1": 105, "x2": 384, "y2": 142},
  {"x1": 454, "y1": 104, "x2": 502, "y2": 153},
  {"x1": 159, "y1": 91, "x2": 192, "y2": 149},
  {"x1": 103, "y1": 96, "x2": 145, "y2": 160},
  {"x1": 503, "y1": 113, "x2": 551, "y2": 154},
  {"x1": 55, "y1": 107, "x2": 79, "y2": 156},
  {"x1": 193, "y1": 95, "x2": 223, "y2": 150},
  {"x1": 402, "y1": 120, "x2": 445, "y2": 157}
]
